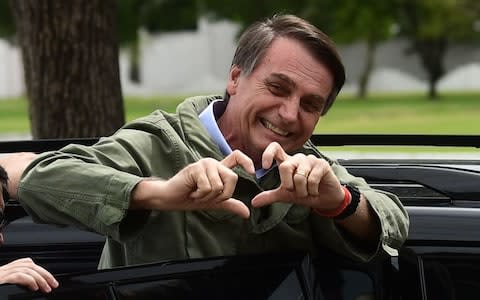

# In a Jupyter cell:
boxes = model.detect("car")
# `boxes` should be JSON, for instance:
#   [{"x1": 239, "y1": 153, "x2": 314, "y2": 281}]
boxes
[{"x1": 0, "y1": 134, "x2": 479, "y2": 299}]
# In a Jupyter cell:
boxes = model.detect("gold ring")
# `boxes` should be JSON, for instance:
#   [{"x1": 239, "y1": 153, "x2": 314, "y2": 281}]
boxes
[{"x1": 295, "y1": 170, "x2": 308, "y2": 178}]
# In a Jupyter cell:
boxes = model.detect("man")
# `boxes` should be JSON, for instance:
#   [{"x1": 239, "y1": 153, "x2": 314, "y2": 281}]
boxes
[
  {"x1": 2, "y1": 14, "x2": 408, "y2": 269},
  {"x1": 0, "y1": 164, "x2": 58, "y2": 293}
]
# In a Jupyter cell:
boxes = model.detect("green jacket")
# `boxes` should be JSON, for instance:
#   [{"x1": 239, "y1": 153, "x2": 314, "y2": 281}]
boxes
[{"x1": 18, "y1": 95, "x2": 408, "y2": 269}]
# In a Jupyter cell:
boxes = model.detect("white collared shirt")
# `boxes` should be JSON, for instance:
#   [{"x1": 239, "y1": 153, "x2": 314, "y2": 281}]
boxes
[{"x1": 198, "y1": 100, "x2": 269, "y2": 178}]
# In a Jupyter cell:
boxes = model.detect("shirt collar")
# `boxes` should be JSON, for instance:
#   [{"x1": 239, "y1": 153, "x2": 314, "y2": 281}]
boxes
[
  {"x1": 199, "y1": 99, "x2": 232, "y2": 156},
  {"x1": 198, "y1": 100, "x2": 270, "y2": 178}
]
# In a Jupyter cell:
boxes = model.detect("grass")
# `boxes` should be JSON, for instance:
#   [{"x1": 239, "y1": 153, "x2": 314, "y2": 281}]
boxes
[
  {"x1": 0, "y1": 96, "x2": 30, "y2": 133},
  {"x1": 316, "y1": 92, "x2": 480, "y2": 134},
  {"x1": 1, "y1": 92, "x2": 479, "y2": 154}
]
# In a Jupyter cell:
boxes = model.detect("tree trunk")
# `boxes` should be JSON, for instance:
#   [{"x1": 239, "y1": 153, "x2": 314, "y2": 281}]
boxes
[
  {"x1": 357, "y1": 40, "x2": 376, "y2": 99},
  {"x1": 428, "y1": 79, "x2": 437, "y2": 99},
  {"x1": 9, "y1": 0, "x2": 125, "y2": 138},
  {"x1": 128, "y1": 39, "x2": 141, "y2": 83},
  {"x1": 415, "y1": 38, "x2": 446, "y2": 100}
]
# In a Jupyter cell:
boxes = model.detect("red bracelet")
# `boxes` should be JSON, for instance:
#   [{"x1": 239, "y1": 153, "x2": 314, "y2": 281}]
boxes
[{"x1": 313, "y1": 186, "x2": 351, "y2": 218}]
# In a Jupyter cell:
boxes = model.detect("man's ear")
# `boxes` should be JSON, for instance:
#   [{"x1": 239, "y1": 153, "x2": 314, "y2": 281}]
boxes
[{"x1": 226, "y1": 65, "x2": 241, "y2": 96}]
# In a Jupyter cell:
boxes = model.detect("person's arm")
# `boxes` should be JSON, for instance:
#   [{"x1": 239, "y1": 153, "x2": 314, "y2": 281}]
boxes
[
  {"x1": 1, "y1": 159, "x2": 59, "y2": 293},
  {"x1": 0, "y1": 152, "x2": 37, "y2": 200},
  {"x1": 12, "y1": 125, "x2": 255, "y2": 242},
  {"x1": 251, "y1": 142, "x2": 408, "y2": 253},
  {"x1": 131, "y1": 150, "x2": 255, "y2": 218},
  {"x1": 0, "y1": 258, "x2": 59, "y2": 293}
]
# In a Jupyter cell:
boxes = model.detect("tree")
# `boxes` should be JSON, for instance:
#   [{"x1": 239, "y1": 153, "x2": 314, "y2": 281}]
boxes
[
  {"x1": 308, "y1": 0, "x2": 396, "y2": 98},
  {"x1": 396, "y1": 0, "x2": 480, "y2": 99},
  {"x1": 202, "y1": 0, "x2": 390, "y2": 99},
  {"x1": 118, "y1": 0, "x2": 198, "y2": 83},
  {"x1": 9, "y1": 0, "x2": 124, "y2": 138},
  {"x1": 203, "y1": 0, "x2": 308, "y2": 33},
  {"x1": 0, "y1": 2, "x2": 15, "y2": 41}
]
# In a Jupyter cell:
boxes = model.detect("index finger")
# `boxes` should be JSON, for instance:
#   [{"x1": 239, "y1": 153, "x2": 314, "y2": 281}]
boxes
[
  {"x1": 261, "y1": 142, "x2": 290, "y2": 169},
  {"x1": 221, "y1": 150, "x2": 255, "y2": 174}
]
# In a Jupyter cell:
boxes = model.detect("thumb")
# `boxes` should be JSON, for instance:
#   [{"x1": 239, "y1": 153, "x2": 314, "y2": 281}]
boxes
[
  {"x1": 216, "y1": 198, "x2": 250, "y2": 219},
  {"x1": 251, "y1": 188, "x2": 285, "y2": 208}
]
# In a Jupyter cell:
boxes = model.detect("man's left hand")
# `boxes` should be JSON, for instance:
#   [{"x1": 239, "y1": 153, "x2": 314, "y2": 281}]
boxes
[{"x1": 251, "y1": 142, "x2": 344, "y2": 211}]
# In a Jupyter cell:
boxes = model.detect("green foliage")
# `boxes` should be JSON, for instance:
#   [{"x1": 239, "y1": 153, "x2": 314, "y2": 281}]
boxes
[
  {"x1": 0, "y1": 2, "x2": 15, "y2": 40},
  {"x1": 117, "y1": 0, "x2": 198, "y2": 46},
  {"x1": 306, "y1": 0, "x2": 395, "y2": 44},
  {"x1": 396, "y1": 0, "x2": 480, "y2": 41},
  {"x1": 117, "y1": 0, "x2": 200, "y2": 83},
  {"x1": 202, "y1": 0, "x2": 309, "y2": 33},
  {"x1": 142, "y1": 0, "x2": 198, "y2": 32},
  {"x1": 395, "y1": 0, "x2": 480, "y2": 98}
]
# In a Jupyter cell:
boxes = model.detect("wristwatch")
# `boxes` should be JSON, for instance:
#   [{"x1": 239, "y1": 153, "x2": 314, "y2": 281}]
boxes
[{"x1": 334, "y1": 184, "x2": 361, "y2": 220}]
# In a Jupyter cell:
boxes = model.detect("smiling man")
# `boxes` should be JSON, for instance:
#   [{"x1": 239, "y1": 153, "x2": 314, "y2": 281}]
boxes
[{"x1": 6, "y1": 14, "x2": 408, "y2": 269}]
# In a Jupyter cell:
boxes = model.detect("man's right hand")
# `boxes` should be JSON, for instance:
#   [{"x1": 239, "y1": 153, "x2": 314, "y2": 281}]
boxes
[{"x1": 131, "y1": 150, "x2": 255, "y2": 218}]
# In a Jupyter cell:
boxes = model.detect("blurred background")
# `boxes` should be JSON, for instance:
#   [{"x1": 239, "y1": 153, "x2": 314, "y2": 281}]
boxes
[{"x1": 0, "y1": 0, "x2": 479, "y2": 157}]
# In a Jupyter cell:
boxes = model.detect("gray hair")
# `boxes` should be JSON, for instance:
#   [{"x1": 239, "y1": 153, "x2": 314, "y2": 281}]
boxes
[{"x1": 226, "y1": 14, "x2": 345, "y2": 116}]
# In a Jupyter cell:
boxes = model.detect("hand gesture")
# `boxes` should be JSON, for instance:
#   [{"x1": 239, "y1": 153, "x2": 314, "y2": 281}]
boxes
[
  {"x1": 251, "y1": 142, "x2": 344, "y2": 211},
  {"x1": 134, "y1": 150, "x2": 255, "y2": 218}
]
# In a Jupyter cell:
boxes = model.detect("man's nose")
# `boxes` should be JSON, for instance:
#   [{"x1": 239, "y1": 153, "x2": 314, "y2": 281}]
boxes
[{"x1": 278, "y1": 97, "x2": 300, "y2": 123}]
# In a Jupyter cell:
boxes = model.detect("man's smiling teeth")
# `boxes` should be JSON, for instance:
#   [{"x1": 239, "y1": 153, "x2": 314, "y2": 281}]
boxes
[{"x1": 262, "y1": 119, "x2": 289, "y2": 136}]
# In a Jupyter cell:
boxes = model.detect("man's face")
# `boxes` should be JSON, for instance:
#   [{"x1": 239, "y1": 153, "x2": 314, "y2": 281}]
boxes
[{"x1": 219, "y1": 37, "x2": 334, "y2": 165}]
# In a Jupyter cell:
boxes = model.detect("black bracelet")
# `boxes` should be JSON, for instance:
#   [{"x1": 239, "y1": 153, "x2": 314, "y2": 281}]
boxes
[
  {"x1": 0, "y1": 164, "x2": 10, "y2": 201},
  {"x1": 334, "y1": 184, "x2": 361, "y2": 220}
]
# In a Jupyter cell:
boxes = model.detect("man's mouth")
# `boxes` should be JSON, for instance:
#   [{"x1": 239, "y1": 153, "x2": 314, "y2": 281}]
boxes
[{"x1": 261, "y1": 119, "x2": 289, "y2": 136}]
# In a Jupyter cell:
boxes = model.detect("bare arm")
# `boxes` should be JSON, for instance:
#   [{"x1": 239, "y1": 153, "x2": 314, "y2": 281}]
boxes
[{"x1": 0, "y1": 152, "x2": 37, "y2": 199}]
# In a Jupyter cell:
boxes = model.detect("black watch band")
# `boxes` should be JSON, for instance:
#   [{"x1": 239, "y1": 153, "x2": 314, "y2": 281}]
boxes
[{"x1": 334, "y1": 184, "x2": 361, "y2": 220}]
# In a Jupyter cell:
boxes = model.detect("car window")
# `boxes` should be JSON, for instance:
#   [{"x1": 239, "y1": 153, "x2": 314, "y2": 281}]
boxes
[{"x1": 423, "y1": 255, "x2": 480, "y2": 300}]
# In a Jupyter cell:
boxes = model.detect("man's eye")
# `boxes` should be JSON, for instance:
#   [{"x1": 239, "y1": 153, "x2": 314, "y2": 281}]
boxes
[
  {"x1": 301, "y1": 101, "x2": 323, "y2": 113},
  {"x1": 267, "y1": 83, "x2": 286, "y2": 95}
]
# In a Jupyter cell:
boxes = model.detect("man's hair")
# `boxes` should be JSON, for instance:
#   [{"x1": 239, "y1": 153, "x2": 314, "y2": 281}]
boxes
[
  {"x1": 0, "y1": 165, "x2": 9, "y2": 201},
  {"x1": 227, "y1": 14, "x2": 345, "y2": 116}
]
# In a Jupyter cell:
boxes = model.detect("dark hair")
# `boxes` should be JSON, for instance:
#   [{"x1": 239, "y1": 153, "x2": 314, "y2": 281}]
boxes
[
  {"x1": 226, "y1": 14, "x2": 345, "y2": 115},
  {"x1": 0, "y1": 165, "x2": 9, "y2": 201}
]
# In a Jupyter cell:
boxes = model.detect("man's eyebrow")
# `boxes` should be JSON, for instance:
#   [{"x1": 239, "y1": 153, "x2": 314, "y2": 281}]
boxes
[
  {"x1": 270, "y1": 73, "x2": 296, "y2": 88},
  {"x1": 270, "y1": 73, "x2": 326, "y2": 103}
]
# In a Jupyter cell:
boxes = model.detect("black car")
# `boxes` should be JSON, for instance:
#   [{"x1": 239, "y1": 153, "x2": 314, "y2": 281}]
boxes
[{"x1": 1, "y1": 134, "x2": 479, "y2": 299}]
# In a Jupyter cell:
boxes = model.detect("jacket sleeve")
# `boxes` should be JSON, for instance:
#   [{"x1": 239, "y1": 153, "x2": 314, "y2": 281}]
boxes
[
  {"x1": 331, "y1": 160, "x2": 409, "y2": 261},
  {"x1": 306, "y1": 143, "x2": 409, "y2": 262},
  {"x1": 17, "y1": 112, "x2": 179, "y2": 242}
]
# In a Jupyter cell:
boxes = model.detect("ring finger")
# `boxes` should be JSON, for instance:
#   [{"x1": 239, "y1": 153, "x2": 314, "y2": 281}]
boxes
[{"x1": 293, "y1": 168, "x2": 309, "y2": 197}]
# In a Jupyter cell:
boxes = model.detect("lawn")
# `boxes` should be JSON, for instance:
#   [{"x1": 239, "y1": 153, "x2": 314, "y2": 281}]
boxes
[
  {"x1": 1, "y1": 92, "x2": 479, "y2": 145},
  {"x1": 316, "y1": 92, "x2": 480, "y2": 134}
]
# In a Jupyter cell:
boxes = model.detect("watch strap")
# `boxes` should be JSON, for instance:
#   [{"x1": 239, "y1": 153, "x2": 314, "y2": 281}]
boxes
[{"x1": 334, "y1": 184, "x2": 361, "y2": 220}]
